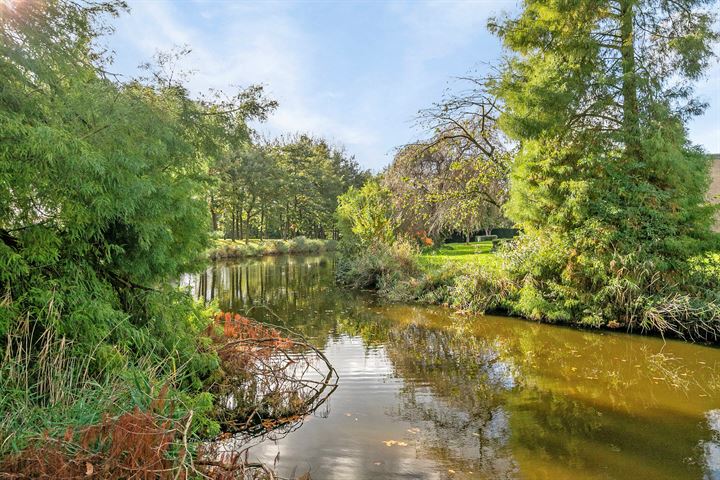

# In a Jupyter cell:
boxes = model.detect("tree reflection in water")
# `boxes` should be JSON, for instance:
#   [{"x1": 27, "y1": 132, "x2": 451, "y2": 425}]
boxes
[{"x1": 183, "y1": 254, "x2": 720, "y2": 480}]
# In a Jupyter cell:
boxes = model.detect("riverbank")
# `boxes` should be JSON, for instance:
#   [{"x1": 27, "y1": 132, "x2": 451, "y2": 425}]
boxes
[
  {"x1": 209, "y1": 236, "x2": 337, "y2": 260},
  {"x1": 337, "y1": 240, "x2": 720, "y2": 342},
  {"x1": 0, "y1": 308, "x2": 328, "y2": 479}
]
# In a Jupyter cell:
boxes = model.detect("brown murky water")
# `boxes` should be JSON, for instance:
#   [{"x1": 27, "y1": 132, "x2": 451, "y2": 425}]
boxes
[{"x1": 182, "y1": 254, "x2": 720, "y2": 479}]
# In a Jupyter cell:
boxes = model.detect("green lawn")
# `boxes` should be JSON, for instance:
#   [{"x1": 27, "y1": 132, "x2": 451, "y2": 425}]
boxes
[{"x1": 418, "y1": 241, "x2": 498, "y2": 271}]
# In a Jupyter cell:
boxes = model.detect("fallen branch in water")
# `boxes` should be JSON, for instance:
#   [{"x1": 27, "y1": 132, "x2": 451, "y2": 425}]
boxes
[{"x1": 207, "y1": 312, "x2": 338, "y2": 439}]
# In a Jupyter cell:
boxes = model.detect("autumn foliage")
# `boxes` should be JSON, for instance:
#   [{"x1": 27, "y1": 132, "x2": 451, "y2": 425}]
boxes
[
  {"x1": 0, "y1": 387, "x2": 188, "y2": 479},
  {"x1": 211, "y1": 311, "x2": 294, "y2": 350},
  {"x1": 415, "y1": 230, "x2": 434, "y2": 247}
]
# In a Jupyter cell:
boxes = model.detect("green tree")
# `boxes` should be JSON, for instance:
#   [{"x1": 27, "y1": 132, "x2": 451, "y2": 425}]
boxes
[
  {"x1": 490, "y1": 0, "x2": 720, "y2": 336},
  {"x1": 385, "y1": 82, "x2": 511, "y2": 243},
  {"x1": 0, "y1": 0, "x2": 221, "y2": 389},
  {"x1": 337, "y1": 179, "x2": 397, "y2": 248},
  {"x1": 264, "y1": 134, "x2": 368, "y2": 239}
]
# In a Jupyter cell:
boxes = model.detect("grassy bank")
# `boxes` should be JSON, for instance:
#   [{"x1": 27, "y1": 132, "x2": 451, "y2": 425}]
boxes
[
  {"x1": 337, "y1": 240, "x2": 720, "y2": 342},
  {"x1": 418, "y1": 241, "x2": 498, "y2": 271},
  {"x1": 209, "y1": 236, "x2": 337, "y2": 259}
]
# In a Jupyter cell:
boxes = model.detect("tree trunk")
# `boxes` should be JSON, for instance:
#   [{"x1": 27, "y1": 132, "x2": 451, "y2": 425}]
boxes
[
  {"x1": 620, "y1": 0, "x2": 640, "y2": 161},
  {"x1": 209, "y1": 194, "x2": 219, "y2": 231},
  {"x1": 260, "y1": 207, "x2": 265, "y2": 240},
  {"x1": 239, "y1": 211, "x2": 244, "y2": 242}
]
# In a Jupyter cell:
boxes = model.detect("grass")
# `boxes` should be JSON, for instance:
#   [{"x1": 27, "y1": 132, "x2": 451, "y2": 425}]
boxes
[
  {"x1": 418, "y1": 241, "x2": 499, "y2": 271},
  {"x1": 209, "y1": 236, "x2": 337, "y2": 259}
]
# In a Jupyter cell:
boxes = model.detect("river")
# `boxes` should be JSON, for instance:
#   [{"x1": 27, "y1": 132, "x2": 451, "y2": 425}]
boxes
[{"x1": 181, "y1": 254, "x2": 720, "y2": 479}]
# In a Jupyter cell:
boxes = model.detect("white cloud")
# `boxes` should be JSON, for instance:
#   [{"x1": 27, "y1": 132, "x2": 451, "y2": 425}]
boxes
[
  {"x1": 110, "y1": 1, "x2": 381, "y2": 164},
  {"x1": 106, "y1": 0, "x2": 717, "y2": 169}
]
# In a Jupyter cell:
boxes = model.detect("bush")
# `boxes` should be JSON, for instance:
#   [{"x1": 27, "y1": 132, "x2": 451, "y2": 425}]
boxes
[
  {"x1": 446, "y1": 263, "x2": 515, "y2": 313},
  {"x1": 336, "y1": 240, "x2": 420, "y2": 291},
  {"x1": 209, "y1": 237, "x2": 337, "y2": 259},
  {"x1": 287, "y1": 236, "x2": 308, "y2": 253},
  {"x1": 305, "y1": 238, "x2": 326, "y2": 253},
  {"x1": 262, "y1": 239, "x2": 289, "y2": 255}
]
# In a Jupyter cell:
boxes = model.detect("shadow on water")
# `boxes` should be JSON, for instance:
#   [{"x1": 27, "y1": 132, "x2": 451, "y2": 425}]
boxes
[{"x1": 182, "y1": 254, "x2": 720, "y2": 480}]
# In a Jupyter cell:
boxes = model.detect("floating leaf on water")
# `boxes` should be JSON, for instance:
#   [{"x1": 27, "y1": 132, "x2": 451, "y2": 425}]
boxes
[{"x1": 382, "y1": 440, "x2": 409, "y2": 447}]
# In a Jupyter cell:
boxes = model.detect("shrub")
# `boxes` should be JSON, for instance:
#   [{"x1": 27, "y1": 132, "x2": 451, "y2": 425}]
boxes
[
  {"x1": 446, "y1": 263, "x2": 515, "y2": 314},
  {"x1": 337, "y1": 239, "x2": 420, "y2": 291},
  {"x1": 262, "y1": 239, "x2": 289, "y2": 255},
  {"x1": 287, "y1": 236, "x2": 308, "y2": 253},
  {"x1": 305, "y1": 238, "x2": 326, "y2": 253},
  {"x1": 209, "y1": 238, "x2": 338, "y2": 259},
  {"x1": 337, "y1": 180, "x2": 397, "y2": 247}
]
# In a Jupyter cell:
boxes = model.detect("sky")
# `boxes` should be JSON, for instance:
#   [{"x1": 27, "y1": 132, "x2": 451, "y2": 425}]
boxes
[{"x1": 105, "y1": 0, "x2": 720, "y2": 171}]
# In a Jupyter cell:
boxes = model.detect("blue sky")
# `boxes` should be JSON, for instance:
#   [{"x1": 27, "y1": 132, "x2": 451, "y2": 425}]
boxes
[{"x1": 106, "y1": 0, "x2": 720, "y2": 171}]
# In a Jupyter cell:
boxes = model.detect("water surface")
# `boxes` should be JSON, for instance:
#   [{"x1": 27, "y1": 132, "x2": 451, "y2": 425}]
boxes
[{"x1": 182, "y1": 254, "x2": 720, "y2": 479}]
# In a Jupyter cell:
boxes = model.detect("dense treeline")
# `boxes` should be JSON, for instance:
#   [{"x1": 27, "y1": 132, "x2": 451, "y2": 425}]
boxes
[{"x1": 210, "y1": 134, "x2": 368, "y2": 241}]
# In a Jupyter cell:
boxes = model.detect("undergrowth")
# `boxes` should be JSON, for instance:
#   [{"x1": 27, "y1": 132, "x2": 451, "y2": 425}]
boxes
[
  {"x1": 209, "y1": 237, "x2": 337, "y2": 260},
  {"x1": 0, "y1": 310, "x2": 331, "y2": 479},
  {"x1": 338, "y1": 239, "x2": 720, "y2": 342}
]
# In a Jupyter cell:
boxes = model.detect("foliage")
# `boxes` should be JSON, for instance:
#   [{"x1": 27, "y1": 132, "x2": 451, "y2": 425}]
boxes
[
  {"x1": 0, "y1": 0, "x2": 297, "y2": 461},
  {"x1": 336, "y1": 179, "x2": 397, "y2": 249},
  {"x1": 212, "y1": 134, "x2": 369, "y2": 241},
  {"x1": 1, "y1": 389, "x2": 188, "y2": 479},
  {"x1": 209, "y1": 237, "x2": 336, "y2": 259},
  {"x1": 488, "y1": 0, "x2": 720, "y2": 338},
  {"x1": 0, "y1": 0, "x2": 230, "y2": 376},
  {"x1": 383, "y1": 78, "x2": 512, "y2": 242},
  {"x1": 336, "y1": 239, "x2": 420, "y2": 291}
]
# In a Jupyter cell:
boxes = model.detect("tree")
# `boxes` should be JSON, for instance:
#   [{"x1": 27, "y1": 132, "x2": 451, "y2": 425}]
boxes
[
  {"x1": 384, "y1": 80, "x2": 511, "y2": 243},
  {"x1": 490, "y1": 0, "x2": 720, "y2": 336},
  {"x1": 0, "y1": 0, "x2": 222, "y2": 385},
  {"x1": 261, "y1": 134, "x2": 368, "y2": 239},
  {"x1": 337, "y1": 180, "x2": 397, "y2": 248}
]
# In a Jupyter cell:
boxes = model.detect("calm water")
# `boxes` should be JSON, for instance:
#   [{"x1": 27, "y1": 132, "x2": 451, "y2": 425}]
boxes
[{"x1": 182, "y1": 254, "x2": 720, "y2": 479}]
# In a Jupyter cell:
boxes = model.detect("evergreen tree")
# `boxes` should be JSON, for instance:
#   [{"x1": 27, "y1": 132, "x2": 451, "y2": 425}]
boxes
[{"x1": 490, "y1": 0, "x2": 720, "y2": 337}]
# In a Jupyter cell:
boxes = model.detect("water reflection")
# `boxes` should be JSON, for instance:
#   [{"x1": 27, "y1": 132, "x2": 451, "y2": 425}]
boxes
[{"x1": 184, "y1": 255, "x2": 720, "y2": 479}]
